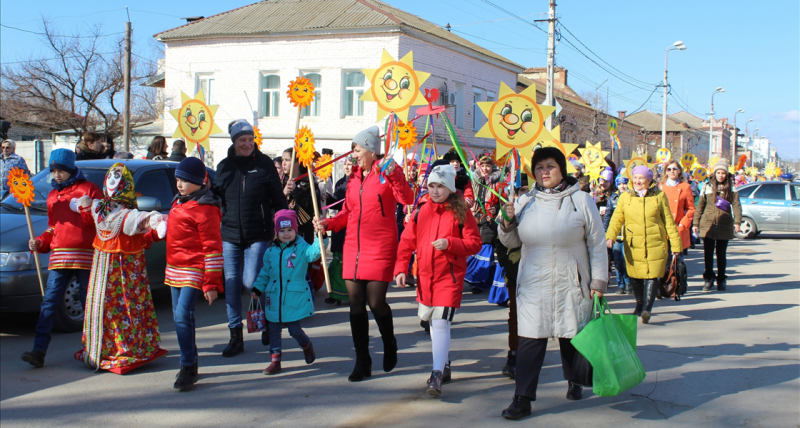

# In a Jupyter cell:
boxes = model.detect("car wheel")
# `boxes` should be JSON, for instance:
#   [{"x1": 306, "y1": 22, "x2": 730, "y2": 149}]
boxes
[
  {"x1": 53, "y1": 274, "x2": 85, "y2": 332},
  {"x1": 736, "y1": 217, "x2": 757, "y2": 239}
]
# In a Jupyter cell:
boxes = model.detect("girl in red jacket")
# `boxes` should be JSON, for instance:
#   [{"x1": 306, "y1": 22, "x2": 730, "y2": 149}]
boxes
[
  {"x1": 22, "y1": 149, "x2": 102, "y2": 368},
  {"x1": 394, "y1": 164, "x2": 482, "y2": 397},
  {"x1": 159, "y1": 157, "x2": 224, "y2": 391}
]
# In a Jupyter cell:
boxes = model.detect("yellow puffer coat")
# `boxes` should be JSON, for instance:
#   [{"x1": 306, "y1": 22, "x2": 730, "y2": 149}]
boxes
[{"x1": 605, "y1": 188, "x2": 682, "y2": 279}]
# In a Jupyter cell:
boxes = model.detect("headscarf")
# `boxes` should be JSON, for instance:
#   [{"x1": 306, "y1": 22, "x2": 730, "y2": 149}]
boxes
[{"x1": 95, "y1": 163, "x2": 137, "y2": 222}]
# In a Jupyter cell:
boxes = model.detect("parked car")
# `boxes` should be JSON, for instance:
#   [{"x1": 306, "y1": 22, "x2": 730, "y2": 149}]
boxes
[
  {"x1": 734, "y1": 181, "x2": 800, "y2": 239},
  {"x1": 0, "y1": 159, "x2": 214, "y2": 332}
]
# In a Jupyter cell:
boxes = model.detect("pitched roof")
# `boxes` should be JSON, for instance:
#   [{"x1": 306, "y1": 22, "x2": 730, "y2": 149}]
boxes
[
  {"x1": 154, "y1": 0, "x2": 521, "y2": 69},
  {"x1": 669, "y1": 111, "x2": 705, "y2": 129},
  {"x1": 516, "y1": 75, "x2": 589, "y2": 108},
  {"x1": 624, "y1": 110, "x2": 687, "y2": 132}
]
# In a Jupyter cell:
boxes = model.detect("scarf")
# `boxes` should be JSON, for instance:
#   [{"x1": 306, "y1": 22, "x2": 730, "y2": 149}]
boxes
[
  {"x1": 174, "y1": 186, "x2": 221, "y2": 208},
  {"x1": 535, "y1": 179, "x2": 568, "y2": 194},
  {"x1": 95, "y1": 163, "x2": 137, "y2": 222},
  {"x1": 636, "y1": 189, "x2": 647, "y2": 197},
  {"x1": 666, "y1": 178, "x2": 679, "y2": 187},
  {"x1": 52, "y1": 168, "x2": 85, "y2": 191}
]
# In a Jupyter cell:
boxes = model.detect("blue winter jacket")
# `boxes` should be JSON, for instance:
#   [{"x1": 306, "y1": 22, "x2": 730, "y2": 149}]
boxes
[{"x1": 252, "y1": 237, "x2": 323, "y2": 323}]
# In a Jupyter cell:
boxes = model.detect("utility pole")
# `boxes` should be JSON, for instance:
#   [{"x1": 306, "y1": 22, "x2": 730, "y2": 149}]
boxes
[
  {"x1": 122, "y1": 17, "x2": 132, "y2": 151},
  {"x1": 545, "y1": 0, "x2": 556, "y2": 131}
]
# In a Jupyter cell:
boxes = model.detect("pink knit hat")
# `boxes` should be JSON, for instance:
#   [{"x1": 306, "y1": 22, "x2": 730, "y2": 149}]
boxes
[{"x1": 274, "y1": 209, "x2": 298, "y2": 234}]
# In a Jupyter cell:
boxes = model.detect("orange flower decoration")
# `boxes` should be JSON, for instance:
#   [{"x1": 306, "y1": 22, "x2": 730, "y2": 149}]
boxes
[
  {"x1": 394, "y1": 120, "x2": 418, "y2": 151},
  {"x1": 314, "y1": 153, "x2": 333, "y2": 181},
  {"x1": 7, "y1": 167, "x2": 35, "y2": 206},
  {"x1": 294, "y1": 126, "x2": 316, "y2": 168},
  {"x1": 286, "y1": 76, "x2": 316, "y2": 108},
  {"x1": 253, "y1": 126, "x2": 263, "y2": 149}
]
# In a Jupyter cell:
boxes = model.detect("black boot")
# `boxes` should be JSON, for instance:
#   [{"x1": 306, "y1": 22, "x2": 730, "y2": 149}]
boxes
[
  {"x1": 173, "y1": 362, "x2": 199, "y2": 391},
  {"x1": 21, "y1": 350, "x2": 45, "y2": 368},
  {"x1": 348, "y1": 312, "x2": 372, "y2": 382},
  {"x1": 641, "y1": 279, "x2": 659, "y2": 324},
  {"x1": 501, "y1": 395, "x2": 532, "y2": 420},
  {"x1": 443, "y1": 360, "x2": 452, "y2": 382},
  {"x1": 420, "y1": 320, "x2": 430, "y2": 334},
  {"x1": 566, "y1": 381, "x2": 583, "y2": 400},
  {"x1": 717, "y1": 275, "x2": 727, "y2": 291},
  {"x1": 702, "y1": 272, "x2": 716, "y2": 292},
  {"x1": 222, "y1": 326, "x2": 244, "y2": 357},
  {"x1": 502, "y1": 350, "x2": 517, "y2": 379},
  {"x1": 631, "y1": 279, "x2": 644, "y2": 316},
  {"x1": 374, "y1": 309, "x2": 398, "y2": 372}
]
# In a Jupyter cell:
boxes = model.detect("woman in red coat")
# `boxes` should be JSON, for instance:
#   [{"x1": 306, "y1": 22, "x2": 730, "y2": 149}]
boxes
[
  {"x1": 658, "y1": 160, "x2": 695, "y2": 253},
  {"x1": 315, "y1": 126, "x2": 414, "y2": 382},
  {"x1": 394, "y1": 164, "x2": 481, "y2": 396}
]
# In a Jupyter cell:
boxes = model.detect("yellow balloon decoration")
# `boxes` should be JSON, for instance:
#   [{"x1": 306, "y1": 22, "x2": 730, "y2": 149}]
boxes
[
  {"x1": 169, "y1": 89, "x2": 223, "y2": 152},
  {"x1": 360, "y1": 50, "x2": 430, "y2": 122}
]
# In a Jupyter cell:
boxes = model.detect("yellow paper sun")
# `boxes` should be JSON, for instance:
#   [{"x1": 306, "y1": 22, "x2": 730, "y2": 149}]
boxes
[
  {"x1": 169, "y1": 89, "x2": 223, "y2": 152},
  {"x1": 361, "y1": 50, "x2": 430, "y2": 122},
  {"x1": 746, "y1": 167, "x2": 758, "y2": 177},
  {"x1": 531, "y1": 125, "x2": 579, "y2": 174},
  {"x1": 294, "y1": 126, "x2": 316, "y2": 168},
  {"x1": 287, "y1": 76, "x2": 316, "y2": 109},
  {"x1": 623, "y1": 156, "x2": 657, "y2": 181},
  {"x1": 314, "y1": 153, "x2": 333, "y2": 181},
  {"x1": 395, "y1": 120, "x2": 418, "y2": 151},
  {"x1": 476, "y1": 82, "x2": 556, "y2": 162},
  {"x1": 578, "y1": 141, "x2": 610, "y2": 181},
  {"x1": 7, "y1": 167, "x2": 34, "y2": 206},
  {"x1": 253, "y1": 126, "x2": 263, "y2": 149},
  {"x1": 708, "y1": 156, "x2": 720, "y2": 169}
]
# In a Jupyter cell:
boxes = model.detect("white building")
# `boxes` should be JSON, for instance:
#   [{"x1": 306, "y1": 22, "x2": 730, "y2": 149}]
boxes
[{"x1": 153, "y1": 0, "x2": 523, "y2": 167}]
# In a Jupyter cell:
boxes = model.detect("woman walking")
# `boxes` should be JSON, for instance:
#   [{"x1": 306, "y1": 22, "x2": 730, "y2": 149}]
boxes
[
  {"x1": 693, "y1": 159, "x2": 741, "y2": 291},
  {"x1": 605, "y1": 165, "x2": 682, "y2": 324},
  {"x1": 314, "y1": 126, "x2": 414, "y2": 381},
  {"x1": 497, "y1": 147, "x2": 608, "y2": 420},
  {"x1": 658, "y1": 160, "x2": 695, "y2": 255}
]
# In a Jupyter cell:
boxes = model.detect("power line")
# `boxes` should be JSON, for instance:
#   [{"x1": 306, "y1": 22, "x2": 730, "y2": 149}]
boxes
[{"x1": 1, "y1": 23, "x2": 124, "y2": 39}]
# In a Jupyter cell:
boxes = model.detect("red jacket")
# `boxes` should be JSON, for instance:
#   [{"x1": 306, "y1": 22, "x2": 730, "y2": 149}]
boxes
[
  {"x1": 35, "y1": 179, "x2": 102, "y2": 270},
  {"x1": 161, "y1": 192, "x2": 224, "y2": 293},
  {"x1": 327, "y1": 161, "x2": 414, "y2": 282},
  {"x1": 395, "y1": 200, "x2": 482, "y2": 308}
]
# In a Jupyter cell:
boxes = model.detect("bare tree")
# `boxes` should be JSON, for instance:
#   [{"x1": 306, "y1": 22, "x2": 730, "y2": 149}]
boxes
[{"x1": 1, "y1": 19, "x2": 158, "y2": 143}]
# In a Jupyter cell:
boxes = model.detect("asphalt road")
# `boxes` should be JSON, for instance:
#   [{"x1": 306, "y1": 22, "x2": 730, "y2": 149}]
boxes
[{"x1": 1, "y1": 233, "x2": 798, "y2": 427}]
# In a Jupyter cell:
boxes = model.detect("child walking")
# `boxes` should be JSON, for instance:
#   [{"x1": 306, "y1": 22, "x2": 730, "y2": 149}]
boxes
[
  {"x1": 252, "y1": 209, "x2": 322, "y2": 375},
  {"x1": 160, "y1": 157, "x2": 224, "y2": 391},
  {"x1": 22, "y1": 149, "x2": 102, "y2": 368},
  {"x1": 394, "y1": 164, "x2": 482, "y2": 396}
]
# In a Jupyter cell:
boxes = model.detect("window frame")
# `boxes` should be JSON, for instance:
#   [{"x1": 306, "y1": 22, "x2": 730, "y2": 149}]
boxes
[
  {"x1": 472, "y1": 88, "x2": 482, "y2": 131},
  {"x1": 260, "y1": 72, "x2": 281, "y2": 118},
  {"x1": 752, "y1": 183, "x2": 788, "y2": 201},
  {"x1": 342, "y1": 70, "x2": 366, "y2": 118},
  {"x1": 300, "y1": 72, "x2": 322, "y2": 118},
  {"x1": 195, "y1": 73, "x2": 216, "y2": 106}
]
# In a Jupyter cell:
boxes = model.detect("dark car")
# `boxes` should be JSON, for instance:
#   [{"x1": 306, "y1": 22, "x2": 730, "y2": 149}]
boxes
[
  {"x1": 734, "y1": 181, "x2": 800, "y2": 238},
  {"x1": 0, "y1": 159, "x2": 214, "y2": 332}
]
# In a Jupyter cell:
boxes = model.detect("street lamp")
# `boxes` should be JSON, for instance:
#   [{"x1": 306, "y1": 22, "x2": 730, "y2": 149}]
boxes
[
  {"x1": 662, "y1": 41, "x2": 686, "y2": 149},
  {"x1": 751, "y1": 128, "x2": 760, "y2": 167},
  {"x1": 743, "y1": 118, "x2": 754, "y2": 165},
  {"x1": 731, "y1": 108, "x2": 744, "y2": 165},
  {"x1": 708, "y1": 87, "x2": 725, "y2": 161}
]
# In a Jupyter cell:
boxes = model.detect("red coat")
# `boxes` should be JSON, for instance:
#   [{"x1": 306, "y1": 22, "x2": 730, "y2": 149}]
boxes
[
  {"x1": 395, "y1": 200, "x2": 482, "y2": 308},
  {"x1": 327, "y1": 161, "x2": 414, "y2": 282},
  {"x1": 35, "y1": 179, "x2": 102, "y2": 270},
  {"x1": 659, "y1": 182, "x2": 695, "y2": 250},
  {"x1": 162, "y1": 196, "x2": 224, "y2": 293}
]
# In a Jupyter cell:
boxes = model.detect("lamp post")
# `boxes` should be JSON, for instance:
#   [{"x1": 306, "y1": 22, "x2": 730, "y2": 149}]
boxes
[
  {"x1": 662, "y1": 41, "x2": 686, "y2": 149},
  {"x1": 708, "y1": 87, "x2": 725, "y2": 162},
  {"x1": 731, "y1": 108, "x2": 744, "y2": 165},
  {"x1": 750, "y1": 128, "x2": 760, "y2": 167}
]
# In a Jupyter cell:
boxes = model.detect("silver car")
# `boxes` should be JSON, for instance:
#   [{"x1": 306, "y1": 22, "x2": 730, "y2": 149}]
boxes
[{"x1": 735, "y1": 181, "x2": 800, "y2": 238}]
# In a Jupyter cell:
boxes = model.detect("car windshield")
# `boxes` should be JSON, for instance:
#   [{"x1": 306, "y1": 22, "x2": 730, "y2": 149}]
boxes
[{"x1": 1, "y1": 168, "x2": 108, "y2": 210}]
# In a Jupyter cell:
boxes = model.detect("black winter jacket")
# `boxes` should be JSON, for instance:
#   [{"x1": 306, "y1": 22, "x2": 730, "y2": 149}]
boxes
[
  {"x1": 212, "y1": 146, "x2": 288, "y2": 245},
  {"x1": 328, "y1": 175, "x2": 349, "y2": 253}
]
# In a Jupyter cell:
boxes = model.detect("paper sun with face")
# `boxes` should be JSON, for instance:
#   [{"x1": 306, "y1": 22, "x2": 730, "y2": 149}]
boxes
[
  {"x1": 623, "y1": 156, "x2": 657, "y2": 181},
  {"x1": 361, "y1": 50, "x2": 430, "y2": 122},
  {"x1": 530, "y1": 125, "x2": 579, "y2": 174},
  {"x1": 170, "y1": 89, "x2": 223, "y2": 152},
  {"x1": 7, "y1": 167, "x2": 34, "y2": 206},
  {"x1": 578, "y1": 141, "x2": 609, "y2": 181},
  {"x1": 294, "y1": 126, "x2": 316, "y2": 168}
]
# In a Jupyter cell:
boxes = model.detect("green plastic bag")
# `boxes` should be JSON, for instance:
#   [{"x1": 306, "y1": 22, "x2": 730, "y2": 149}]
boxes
[{"x1": 571, "y1": 296, "x2": 646, "y2": 397}]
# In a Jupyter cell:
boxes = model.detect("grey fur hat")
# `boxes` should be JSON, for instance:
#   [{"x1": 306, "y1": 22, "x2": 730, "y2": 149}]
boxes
[{"x1": 352, "y1": 126, "x2": 381, "y2": 155}]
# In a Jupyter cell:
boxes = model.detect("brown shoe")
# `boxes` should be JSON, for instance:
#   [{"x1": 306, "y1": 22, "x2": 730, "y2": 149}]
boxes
[
  {"x1": 302, "y1": 341, "x2": 316, "y2": 364},
  {"x1": 263, "y1": 353, "x2": 281, "y2": 375}
]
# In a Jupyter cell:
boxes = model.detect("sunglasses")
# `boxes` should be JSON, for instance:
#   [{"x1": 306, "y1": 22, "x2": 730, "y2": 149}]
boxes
[{"x1": 666, "y1": 167, "x2": 680, "y2": 171}]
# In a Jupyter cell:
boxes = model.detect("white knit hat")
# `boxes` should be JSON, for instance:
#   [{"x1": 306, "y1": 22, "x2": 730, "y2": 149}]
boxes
[{"x1": 427, "y1": 164, "x2": 456, "y2": 193}]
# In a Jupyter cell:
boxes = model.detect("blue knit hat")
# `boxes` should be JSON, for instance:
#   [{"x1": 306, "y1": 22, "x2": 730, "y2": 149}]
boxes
[
  {"x1": 49, "y1": 149, "x2": 76, "y2": 174},
  {"x1": 175, "y1": 157, "x2": 207, "y2": 186},
  {"x1": 229, "y1": 119, "x2": 255, "y2": 143}
]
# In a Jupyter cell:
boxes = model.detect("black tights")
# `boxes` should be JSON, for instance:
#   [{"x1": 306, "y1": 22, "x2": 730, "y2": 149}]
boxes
[
  {"x1": 345, "y1": 280, "x2": 390, "y2": 317},
  {"x1": 703, "y1": 238, "x2": 728, "y2": 279}
]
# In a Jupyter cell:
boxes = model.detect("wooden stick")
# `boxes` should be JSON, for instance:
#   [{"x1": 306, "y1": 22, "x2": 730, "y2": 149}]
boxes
[
  {"x1": 404, "y1": 148, "x2": 414, "y2": 214},
  {"x1": 24, "y1": 205, "x2": 45, "y2": 296},
  {"x1": 306, "y1": 168, "x2": 332, "y2": 293},
  {"x1": 288, "y1": 107, "x2": 301, "y2": 182}
]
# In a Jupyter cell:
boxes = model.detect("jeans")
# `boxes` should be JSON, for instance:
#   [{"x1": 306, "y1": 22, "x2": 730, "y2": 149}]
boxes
[
  {"x1": 612, "y1": 241, "x2": 630, "y2": 288},
  {"x1": 170, "y1": 286, "x2": 202, "y2": 367},
  {"x1": 268, "y1": 321, "x2": 309, "y2": 355},
  {"x1": 33, "y1": 269, "x2": 90, "y2": 353},
  {"x1": 223, "y1": 241, "x2": 270, "y2": 329}
]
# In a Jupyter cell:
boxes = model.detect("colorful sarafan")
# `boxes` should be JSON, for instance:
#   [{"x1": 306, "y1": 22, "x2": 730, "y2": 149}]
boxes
[
  {"x1": 361, "y1": 50, "x2": 430, "y2": 122},
  {"x1": 169, "y1": 89, "x2": 223, "y2": 152},
  {"x1": 6, "y1": 167, "x2": 34, "y2": 206}
]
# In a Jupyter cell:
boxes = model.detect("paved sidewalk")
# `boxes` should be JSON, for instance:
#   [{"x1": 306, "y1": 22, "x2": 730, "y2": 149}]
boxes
[{"x1": 1, "y1": 233, "x2": 798, "y2": 427}]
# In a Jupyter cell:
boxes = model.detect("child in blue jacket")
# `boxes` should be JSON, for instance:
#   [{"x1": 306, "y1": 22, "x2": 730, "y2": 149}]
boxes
[{"x1": 252, "y1": 209, "x2": 322, "y2": 375}]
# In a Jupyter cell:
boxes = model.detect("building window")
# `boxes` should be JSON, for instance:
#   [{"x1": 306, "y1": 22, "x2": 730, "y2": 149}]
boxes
[
  {"x1": 197, "y1": 74, "x2": 215, "y2": 106},
  {"x1": 454, "y1": 82, "x2": 465, "y2": 128},
  {"x1": 261, "y1": 74, "x2": 280, "y2": 117},
  {"x1": 301, "y1": 73, "x2": 321, "y2": 117},
  {"x1": 473, "y1": 90, "x2": 482, "y2": 131},
  {"x1": 344, "y1": 71, "x2": 365, "y2": 117}
]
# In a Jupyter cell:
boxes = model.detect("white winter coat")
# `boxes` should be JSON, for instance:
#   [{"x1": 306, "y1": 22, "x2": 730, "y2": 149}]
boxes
[{"x1": 498, "y1": 180, "x2": 608, "y2": 339}]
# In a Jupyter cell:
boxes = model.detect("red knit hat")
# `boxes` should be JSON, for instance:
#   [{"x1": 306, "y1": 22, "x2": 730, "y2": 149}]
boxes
[{"x1": 274, "y1": 209, "x2": 298, "y2": 234}]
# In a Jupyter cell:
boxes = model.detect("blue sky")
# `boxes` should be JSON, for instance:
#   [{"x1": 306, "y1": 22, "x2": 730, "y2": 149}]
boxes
[{"x1": 2, "y1": 0, "x2": 798, "y2": 158}]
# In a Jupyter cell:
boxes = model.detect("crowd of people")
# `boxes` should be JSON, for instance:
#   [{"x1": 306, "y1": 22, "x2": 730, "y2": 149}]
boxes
[{"x1": 14, "y1": 118, "x2": 752, "y2": 420}]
